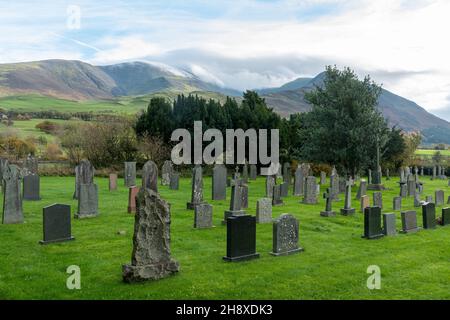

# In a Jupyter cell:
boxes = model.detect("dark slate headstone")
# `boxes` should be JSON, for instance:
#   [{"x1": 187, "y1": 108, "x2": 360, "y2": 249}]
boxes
[
  {"x1": 75, "y1": 183, "x2": 98, "y2": 219},
  {"x1": 256, "y1": 198, "x2": 272, "y2": 223},
  {"x1": 124, "y1": 161, "x2": 136, "y2": 187},
  {"x1": 223, "y1": 215, "x2": 259, "y2": 262},
  {"x1": 422, "y1": 202, "x2": 436, "y2": 229},
  {"x1": 127, "y1": 186, "x2": 140, "y2": 213},
  {"x1": 169, "y1": 172, "x2": 179, "y2": 190},
  {"x1": 280, "y1": 182, "x2": 289, "y2": 198},
  {"x1": 212, "y1": 164, "x2": 227, "y2": 200},
  {"x1": 442, "y1": 207, "x2": 450, "y2": 226},
  {"x1": 123, "y1": 188, "x2": 179, "y2": 282},
  {"x1": 249, "y1": 164, "x2": 257, "y2": 180},
  {"x1": 373, "y1": 192, "x2": 383, "y2": 209},
  {"x1": 401, "y1": 211, "x2": 419, "y2": 233},
  {"x1": 362, "y1": 206, "x2": 384, "y2": 239},
  {"x1": 383, "y1": 213, "x2": 397, "y2": 236},
  {"x1": 271, "y1": 214, "x2": 303, "y2": 256},
  {"x1": 109, "y1": 173, "x2": 117, "y2": 191},
  {"x1": 40, "y1": 204, "x2": 74, "y2": 244},
  {"x1": 435, "y1": 190, "x2": 444, "y2": 206},
  {"x1": 23, "y1": 174, "x2": 40, "y2": 201},
  {"x1": 2, "y1": 164, "x2": 23, "y2": 224},
  {"x1": 272, "y1": 184, "x2": 284, "y2": 206},
  {"x1": 194, "y1": 203, "x2": 213, "y2": 228},
  {"x1": 187, "y1": 165, "x2": 204, "y2": 210},
  {"x1": 142, "y1": 160, "x2": 158, "y2": 192},
  {"x1": 393, "y1": 196, "x2": 402, "y2": 211}
]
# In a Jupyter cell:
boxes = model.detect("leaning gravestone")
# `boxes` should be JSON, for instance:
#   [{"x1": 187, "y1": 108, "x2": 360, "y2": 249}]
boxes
[
  {"x1": 321, "y1": 188, "x2": 336, "y2": 217},
  {"x1": 73, "y1": 160, "x2": 95, "y2": 200},
  {"x1": 303, "y1": 176, "x2": 317, "y2": 204},
  {"x1": 373, "y1": 192, "x2": 383, "y2": 209},
  {"x1": 40, "y1": 204, "x2": 74, "y2": 244},
  {"x1": 435, "y1": 190, "x2": 444, "y2": 206},
  {"x1": 142, "y1": 160, "x2": 158, "y2": 192},
  {"x1": 161, "y1": 160, "x2": 173, "y2": 186},
  {"x1": 356, "y1": 180, "x2": 367, "y2": 200},
  {"x1": 256, "y1": 198, "x2": 272, "y2": 223},
  {"x1": 75, "y1": 183, "x2": 98, "y2": 219},
  {"x1": 441, "y1": 207, "x2": 450, "y2": 226},
  {"x1": 360, "y1": 195, "x2": 370, "y2": 213},
  {"x1": 401, "y1": 211, "x2": 419, "y2": 233},
  {"x1": 169, "y1": 172, "x2": 179, "y2": 190},
  {"x1": 266, "y1": 176, "x2": 275, "y2": 198},
  {"x1": 194, "y1": 203, "x2": 213, "y2": 228},
  {"x1": 109, "y1": 173, "x2": 117, "y2": 191},
  {"x1": 383, "y1": 213, "x2": 397, "y2": 236},
  {"x1": 271, "y1": 214, "x2": 303, "y2": 256},
  {"x1": 2, "y1": 164, "x2": 23, "y2": 224},
  {"x1": 272, "y1": 184, "x2": 284, "y2": 206},
  {"x1": 123, "y1": 188, "x2": 179, "y2": 282},
  {"x1": 127, "y1": 186, "x2": 140, "y2": 213},
  {"x1": 23, "y1": 174, "x2": 40, "y2": 201},
  {"x1": 362, "y1": 206, "x2": 384, "y2": 239},
  {"x1": 124, "y1": 161, "x2": 136, "y2": 187},
  {"x1": 223, "y1": 214, "x2": 259, "y2": 262},
  {"x1": 422, "y1": 202, "x2": 436, "y2": 229},
  {"x1": 340, "y1": 181, "x2": 355, "y2": 216},
  {"x1": 212, "y1": 164, "x2": 227, "y2": 200},
  {"x1": 223, "y1": 184, "x2": 245, "y2": 224},
  {"x1": 187, "y1": 165, "x2": 204, "y2": 210},
  {"x1": 249, "y1": 164, "x2": 257, "y2": 180},
  {"x1": 393, "y1": 196, "x2": 402, "y2": 211}
]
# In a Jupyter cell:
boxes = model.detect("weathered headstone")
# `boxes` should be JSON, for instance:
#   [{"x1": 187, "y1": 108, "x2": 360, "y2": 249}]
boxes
[
  {"x1": 223, "y1": 215, "x2": 259, "y2": 262},
  {"x1": 340, "y1": 181, "x2": 355, "y2": 216},
  {"x1": 422, "y1": 202, "x2": 436, "y2": 229},
  {"x1": 282, "y1": 162, "x2": 291, "y2": 185},
  {"x1": 401, "y1": 211, "x2": 419, "y2": 233},
  {"x1": 400, "y1": 183, "x2": 407, "y2": 198},
  {"x1": 75, "y1": 183, "x2": 98, "y2": 219},
  {"x1": 303, "y1": 176, "x2": 317, "y2": 204},
  {"x1": 73, "y1": 159, "x2": 95, "y2": 200},
  {"x1": 109, "y1": 173, "x2": 117, "y2": 191},
  {"x1": 266, "y1": 175, "x2": 275, "y2": 198},
  {"x1": 240, "y1": 184, "x2": 248, "y2": 209},
  {"x1": 123, "y1": 188, "x2": 179, "y2": 282},
  {"x1": 40, "y1": 204, "x2": 74, "y2": 244},
  {"x1": 256, "y1": 198, "x2": 272, "y2": 223},
  {"x1": 441, "y1": 207, "x2": 450, "y2": 226},
  {"x1": 272, "y1": 184, "x2": 284, "y2": 206},
  {"x1": 383, "y1": 213, "x2": 397, "y2": 236},
  {"x1": 127, "y1": 186, "x2": 140, "y2": 213},
  {"x1": 194, "y1": 203, "x2": 213, "y2": 228},
  {"x1": 356, "y1": 180, "x2": 367, "y2": 200},
  {"x1": 293, "y1": 167, "x2": 303, "y2": 196},
  {"x1": 249, "y1": 164, "x2": 257, "y2": 180},
  {"x1": 2, "y1": 164, "x2": 23, "y2": 224},
  {"x1": 142, "y1": 160, "x2": 158, "y2": 192},
  {"x1": 338, "y1": 177, "x2": 346, "y2": 194},
  {"x1": 23, "y1": 174, "x2": 40, "y2": 201},
  {"x1": 435, "y1": 190, "x2": 444, "y2": 206},
  {"x1": 124, "y1": 161, "x2": 136, "y2": 187},
  {"x1": 212, "y1": 164, "x2": 227, "y2": 200},
  {"x1": 320, "y1": 171, "x2": 326, "y2": 185},
  {"x1": 161, "y1": 160, "x2": 173, "y2": 186},
  {"x1": 373, "y1": 192, "x2": 383, "y2": 209},
  {"x1": 24, "y1": 154, "x2": 38, "y2": 175},
  {"x1": 407, "y1": 180, "x2": 416, "y2": 197},
  {"x1": 360, "y1": 195, "x2": 370, "y2": 213},
  {"x1": 187, "y1": 165, "x2": 204, "y2": 210},
  {"x1": 223, "y1": 184, "x2": 245, "y2": 223},
  {"x1": 169, "y1": 172, "x2": 179, "y2": 190},
  {"x1": 280, "y1": 181, "x2": 289, "y2": 198},
  {"x1": 321, "y1": 188, "x2": 336, "y2": 217},
  {"x1": 363, "y1": 206, "x2": 384, "y2": 239},
  {"x1": 0, "y1": 158, "x2": 9, "y2": 193},
  {"x1": 271, "y1": 214, "x2": 303, "y2": 256},
  {"x1": 242, "y1": 163, "x2": 249, "y2": 184},
  {"x1": 393, "y1": 196, "x2": 402, "y2": 211},
  {"x1": 330, "y1": 174, "x2": 340, "y2": 201}
]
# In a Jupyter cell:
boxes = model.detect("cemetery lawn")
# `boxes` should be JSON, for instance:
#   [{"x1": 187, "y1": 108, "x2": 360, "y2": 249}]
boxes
[{"x1": 1, "y1": 176, "x2": 450, "y2": 300}]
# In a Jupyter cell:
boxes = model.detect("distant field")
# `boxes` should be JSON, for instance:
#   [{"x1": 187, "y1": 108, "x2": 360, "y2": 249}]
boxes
[
  {"x1": 0, "y1": 119, "x2": 75, "y2": 143},
  {"x1": 415, "y1": 149, "x2": 450, "y2": 156}
]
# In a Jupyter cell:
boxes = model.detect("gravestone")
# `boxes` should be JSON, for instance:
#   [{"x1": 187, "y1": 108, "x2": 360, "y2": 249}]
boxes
[
  {"x1": 142, "y1": 160, "x2": 158, "y2": 192},
  {"x1": 161, "y1": 160, "x2": 173, "y2": 186},
  {"x1": 422, "y1": 202, "x2": 436, "y2": 229},
  {"x1": 293, "y1": 167, "x2": 303, "y2": 196},
  {"x1": 24, "y1": 154, "x2": 38, "y2": 175},
  {"x1": 271, "y1": 214, "x2": 303, "y2": 256},
  {"x1": 407, "y1": 180, "x2": 416, "y2": 197},
  {"x1": 441, "y1": 207, "x2": 450, "y2": 226},
  {"x1": 109, "y1": 173, "x2": 117, "y2": 191},
  {"x1": 356, "y1": 180, "x2": 367, "y2": 200},
  {"x1": 249, "y1": 164, "x2": 257, "y2": 180},
  {"x1": 401, "y1": 211, "x2": 419, "y2": 233},
  {"x1": 432, "y1": 166, "x2": 436, "y2": 180},
  {"x1": 75, "y1": 183, "x2": 98, "y2": 219},
  {"x1": 256, "y1": 198, "x2": 272, "y2": 223},
  {"x1": 73, "y1": 159, "x2": 95, "y2": 200},
  {"x1": 212, "y1": 164, "x2": 227, "y2": 200},
  {"x1": 321, "y1": 188, "x2": 336, "y2": 217},
  {"x1": 124, "y1": 161, "x2": 136, "y2": 187},
  {"x1": 280, "y1": 182, "x2": 289, "y2": 198},
  {"x1": 194, "y1": 203, "x2": 213, "y2": 228},
  {"x1": 425, "y1": 195, "x2": 433, "y2": 203},
  {"x1": 266, "y1": 176, "x2": 275, "y2": 198},
  {"x1": 187, "y1": 165, "x2": 204, "y2": 210},
  {"x1": 303, "y1": 176, "x2": 317, "y2": 204},
  {"x1": 383, "y1": 213, "x2": 397, "y2": 236},
  {"x1": 330, "y1": 175, "x2": 340, "y2": 201},
  {"x1": 362, "y1": 206, "x2": 384, "y2": 239},
  {"x1": 272, "y1": 184, "x2": 284, "y2": 206},
  {"x1": 393, "y1": 196, "x2": 402, "y2": 211},
  {"x1": 223, "y1": 215, "x2": 259, "y2": 262},
  {"x1": 169, "y1": 172, "x2": 179, "y2": 190},
  {"x1": 2, "y1": 164, "x2": 23, "y2": 224},
  {"x1": 40, "y1": 204, "x2": 74, "y2": 244},
  {"x1": 400, "y1": 183, "x2": 407, "y2": 198},
  {"x1": 368, "y1": 169, "x2": 372, "y2": 185},
  {"x1": 23, "y1": 174, "x2": 40, "y2": 201},
  {"x1": 320, "y1": 171, "x2": 326, "y2": 185},
  {"x1": 373, "y1": 192, "x2": 383, "y2": 209},
  {"x1": 0, "y1": 158, "x2": 9, "y2": 193},
  {"x1": 360, "y1": 195, "x2": 370, "y2": 213},
  {"x1": 386, "y1": 168, "x2": 390, "y2": 181},
  {"x1": 123, "y1": 188, "x2": 179, "y2": 282},
  {"x1": 338, "y1": 177, "x2": 346, "y2": 194},
  {"x1": 223, "y1": 184, "x2": 246, "y2": 223},
  {"x1": 127, "y1": 186, "x2": 140, "y2": 213},
  {"x1": 282, "y1": 162, "x2": 291, "y2": 185},
  {"x1": 240, "y1": 184, "x2": 249, "y2": 209},
  {"x1": 340, "y1": 181, "x2": 355, "y2": 216},
  {"x1": 435, "y1": 190, "x2": 444, "y2": 206},
  {"x1": 242, "y1": 163, "x2": 249, "y2": 184},
  {"x1": 414, "y1": 192, "x2": 422, "y2": 207}
]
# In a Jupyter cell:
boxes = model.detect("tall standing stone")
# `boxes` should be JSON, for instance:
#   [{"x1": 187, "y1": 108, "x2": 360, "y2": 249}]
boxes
[
  {"x1": 75, "y1": 183, "x2": 98, "y2": 219},
  {"x1": 422, "y1": 202, "x2": 436, "y2": 229},
  {"x1": 124, "y1": 161, "x2": 136, "y2": 187},
  {"x1": 272, "y1": 184, "x2": 284, "y2": 206},
  {"x1": 363, "y1": 206, "x2": 384, "y2": 239},
  {"x1": 303, "y1": 176, "x2": 317, "y2": 204},
  {"x1": 0, "y1": 158, "x2": 9, "y2": 193},
  {"x1": 330, "y1": 175, "x2": 340, "y2": 201},
  {"x1": 2, "y1": 164, "x2": 23, "y2": 224},
  {"x1": 256, "y1": 198, "x2": 272, "y2": 223},
  {"x1": 142, "y1": 160, "x2": 158, "y2": 193},
  {"x1": 161, "y1": 160, "x2": 173, "y2": 186},
  {"x1": 40, "y1": 204, "x2": 75, "y2": 244},
  {"x1": 212, "y1": 164, "x2": 227, "y2": 200},
  {"x1": 123, "y1": 188, "x2": 179, "y2": 282},
  {"x1": 401, "y1": 211, "x2": 419, "y2": 233},
  {"x1": 441, "y1": 207, "x2": 450, "y2": 226},
  {"x1": 249, "y1": 164, "x2": 257, "y2": 180},
  {"x1": 271, "y1": 214, "x2": 303, "y2": 256},
  {"x1": 356, "y1": 180, "x2": 367, "y2": 200},
  {"x1": 407, "y1": 179, "x2": 416, "y2": 197},
  {"x1": 293, "y1": 167, "x2": 303, "y2": 196},
  {"x1": 280, "y1": 182, "x2": 289, "y2": 198},
  {"x1": 242, "y1": 163, "x2": 249, "y2": 184},
  {"x1": 341, "y1": 181, "x2": 355, "y2": 215},
  {"x1": 73, "y1": 159, "x2": 94, "y2": 200},
  {"x1": 223, "y1": 184, "x2": 245, "y2": 223},
  {"x1": 266, "y1": 175, "x2": 275, "y2": 198},
  {"x1": 283, "y1": 162, "x2": 291, "y2": 185},
  {"x1": 400, "y1": 183, "x2": 407, "y2": 198}
]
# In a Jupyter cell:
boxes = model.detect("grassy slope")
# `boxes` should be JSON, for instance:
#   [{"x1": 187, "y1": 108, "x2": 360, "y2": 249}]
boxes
[
  {"x1": 0, "y1": 175, "x2": 450, "y2": 299},
  {"x1": 415, "y1": 149, "x2": 450, "y2": 156}
]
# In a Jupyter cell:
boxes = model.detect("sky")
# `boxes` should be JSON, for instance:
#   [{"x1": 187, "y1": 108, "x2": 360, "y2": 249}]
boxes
[{"x1": 1, "y1": 0, "x2": 450, "y2": 120}]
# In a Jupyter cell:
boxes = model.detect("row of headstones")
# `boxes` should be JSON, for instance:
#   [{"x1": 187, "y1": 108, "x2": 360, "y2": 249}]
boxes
[{"x1": 363, "y1": 203, "x2": 450, "y2": 239}]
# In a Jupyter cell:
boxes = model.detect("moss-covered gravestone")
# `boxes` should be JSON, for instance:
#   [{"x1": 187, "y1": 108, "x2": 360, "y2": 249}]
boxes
[{"x1": 2, "y1": 164, "x2": 23, "y2": 224}]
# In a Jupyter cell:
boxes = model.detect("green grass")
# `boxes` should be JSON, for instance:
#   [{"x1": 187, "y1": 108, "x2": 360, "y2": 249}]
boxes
[
  {"x1": 0, "y1": 119, "x2": 75, "y2": 142},
  {"x1": 0, "y1": 175, "x2": 450, "y2": 299},
  {"x1": 415, "y1": 149, "x2": 450, "y2": 156}
]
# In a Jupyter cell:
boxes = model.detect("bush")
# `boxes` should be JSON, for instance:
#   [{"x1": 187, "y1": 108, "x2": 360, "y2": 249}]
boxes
[
  {"x1": 35, "y1": 121, "x2": 61, "y2": 135},
  {"x1": 43, "y1": 143, "x2": 64, "y2": 161}
]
